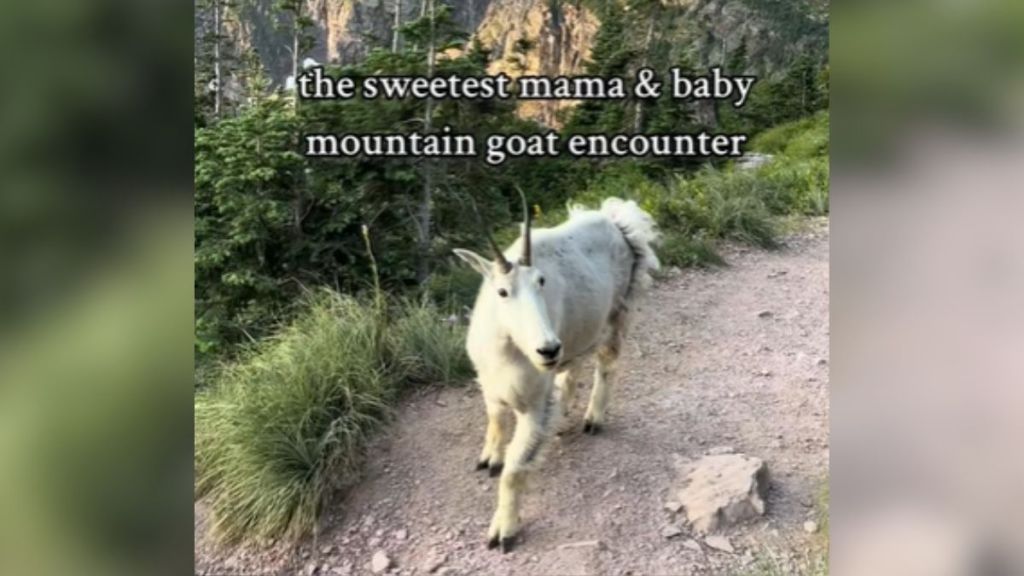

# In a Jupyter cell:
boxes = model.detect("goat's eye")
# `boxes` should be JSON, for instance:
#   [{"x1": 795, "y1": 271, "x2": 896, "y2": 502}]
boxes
[
  {"x1": 538, "y1": 277, "x2": 545, "y2": 287},
  {"x1": 497, "y1": 288, "x2": 508, "y2": 298}
]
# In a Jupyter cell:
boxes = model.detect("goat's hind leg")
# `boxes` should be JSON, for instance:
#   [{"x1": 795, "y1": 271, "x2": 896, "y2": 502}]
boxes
[
  {"x1": 477, "y1": 398, "x2": 509, "y2": 477},
  {"x1": 584, "y1": 310, "x2": 627, "y2": 434},
  {"x1": 487, "y1": 390, "x2": 556, "y2": 552}
]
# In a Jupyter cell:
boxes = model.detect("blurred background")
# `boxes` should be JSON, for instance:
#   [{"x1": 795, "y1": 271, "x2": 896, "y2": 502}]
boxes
[
  {"x1": 831, "y1": 0, "x2": 1024, "y2": 574},
  {"x1": 0, "y1": 0, "x2": 193, "y2": 575},
  {"x1": 0, "y1": 0, "x2": 1020, "y2": 573}
]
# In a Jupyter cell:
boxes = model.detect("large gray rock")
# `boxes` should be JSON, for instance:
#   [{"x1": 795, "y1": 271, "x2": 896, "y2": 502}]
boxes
[{"x1": 675, "y1": 453, "x2": 769, "y2": 533}]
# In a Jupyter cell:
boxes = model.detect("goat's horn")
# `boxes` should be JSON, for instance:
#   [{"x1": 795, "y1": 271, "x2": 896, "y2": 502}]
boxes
[
  {"x1": 468, "y1": 194, "x2": 512, "y2": 273},
  {"x1": 515, "y1": 186, "x2": 531, "y2": 266}
]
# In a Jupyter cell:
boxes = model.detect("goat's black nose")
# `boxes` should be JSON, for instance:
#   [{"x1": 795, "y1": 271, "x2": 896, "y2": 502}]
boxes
[{"x1": 537, "y1": 344, "x2": 562, "y2": 359}]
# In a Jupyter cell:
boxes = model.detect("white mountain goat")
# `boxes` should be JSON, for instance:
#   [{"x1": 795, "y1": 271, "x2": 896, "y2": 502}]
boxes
[{"x1": 453, "y1": 195, "x2": 660, "y2": 551}]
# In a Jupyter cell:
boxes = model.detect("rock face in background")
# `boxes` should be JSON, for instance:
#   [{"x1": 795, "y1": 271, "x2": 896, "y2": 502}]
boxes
[
  {"x1": 208, "y1": 0, "x2": 826, "y2": 125},
  {"x1": 224, "y1": 0, "x2": 496, "y2": 81},
  {"x1": 474, "y1": 0, "x2": 599, "y2": 126}
]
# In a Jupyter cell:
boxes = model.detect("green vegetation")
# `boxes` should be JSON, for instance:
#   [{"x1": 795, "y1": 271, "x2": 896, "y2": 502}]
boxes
[
  {"x1": 738, "y1": 479, "x2": 829, "y2": 576},
  {"x1": 195, "y1": 291, "x2": 471, "y2": 542}
]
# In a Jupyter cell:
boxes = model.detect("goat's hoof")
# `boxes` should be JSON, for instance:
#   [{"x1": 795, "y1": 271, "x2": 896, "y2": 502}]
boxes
[
  {"x1": 500, "y1": 536, "x2": 517, "y2": 553},
  {"x1": 487, "y1": 535, "x2": 500, "y2": 549},
  {"x1": 583, "y1": 420, "x2": 602, "y2": 435},
  {"x1": 476, "y1": 460, "x2": 489, "y2": 471},
  {"x1": 488, "y1": 463, "x2": 504, "y2": 477}
]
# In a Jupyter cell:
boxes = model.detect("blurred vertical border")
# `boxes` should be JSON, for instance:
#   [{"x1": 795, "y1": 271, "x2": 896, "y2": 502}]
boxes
[
  {"x1": 832, "y1": 0, "x2": 1024, "y2": 574},
  {"x1": 0, "y1": 0, "x2": 194, "y2": 575}
]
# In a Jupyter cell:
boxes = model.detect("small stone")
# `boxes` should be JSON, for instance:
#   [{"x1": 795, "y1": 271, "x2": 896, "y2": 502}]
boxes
[
  {"x1": 321, "y1": 545, "x2": 334, "y2": 555},
  {"x1": 661, "y1": 525, "x2": 683, "y2": 539},
  {"x1": 803, "y1": 520, "x2": 819, "y2": 534},
  {"x1": 706, "y1": 446, "x2": 735, "y2": 456},
  {"x1": 305, "y1": 562, "x2": 321, "y2": 576},
  {"x1": 682, "y1": 539, "x2": 702, "y2": 552},
  {"x1": 368, "y1": 537, "x2": 381, "y2": 548},
  {"x1": 664, "y1": 500, "x2": 684, "y2": 513},
  {"x1": 435, "y1": 399, "x2": 447, "y2": 407},
  {"x1": 704, "y1": 535, "x2": 734, "y2": 553},
  {"x1": 816, "y1": 358, "x2": 828, "y2": 366},
  {"x1": 394, "y1": 528, "x2": 409, "y2": 541},
  {"x1": 371, "y1": 551, "x2": 392, "y2": 574},
  {"x1": 757, "y1": 310, "x2": 773, "y2": 318}
]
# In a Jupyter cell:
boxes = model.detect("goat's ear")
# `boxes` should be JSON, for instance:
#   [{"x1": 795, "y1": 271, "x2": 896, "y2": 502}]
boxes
[{"x1": 453, "y1": 249, "x2": 493, "y2": 278}]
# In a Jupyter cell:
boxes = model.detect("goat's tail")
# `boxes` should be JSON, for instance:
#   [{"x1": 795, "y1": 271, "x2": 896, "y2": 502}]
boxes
[{"x1": 600, "y1": 197, "x2": 661, "y2": 301}]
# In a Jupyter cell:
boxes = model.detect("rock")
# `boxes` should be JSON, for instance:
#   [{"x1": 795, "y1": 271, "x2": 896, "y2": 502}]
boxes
[
  {"x1": 321, "y1": 545, "x2": 335, "y2": 555},
  {"x1": 816, "y1": 357, "x2": 828, "y2": 366},
  {"x1": 368, "y1": 537, "x2": 382, "y2": 548},
  {"x1": 305, "y1": 562, "x2": 321, "y2": 576},
  {"x1": 682, "y1": 539, "x2": 702, "y2": 552},
  {"x1": 371, "y1": 551, "x2": 392, "y2": 574},
  {"x1": 394, "y1": 528, "x2": 409, "y2": 541},
  {"x1": 757, "y1": 310, "x2": 773, "y2": 318},
  {"x1": 803, "y1": 520, "x2": 819, "y2": 534},
  {"x1": 706, "y1": 446, "x2": 735, "y2": 456},
  {"x1": 704, "y1": 535, "x2": 735, "y2": 553},
  {"x1": 737, "y1": 153, "x2": 773, "y2": 171},
  {"x1": 661, "y1": 526, "x2": 683, "y2": 539},
  {"x1": 422, "y1": 551, "x2": 447, "y2": 573},
  {"x1": 664, "y1": 500, "x2": 684, "y2": 513},
  {"x1": 676, "y1": 453, "x2": 769, "y2": 533}
]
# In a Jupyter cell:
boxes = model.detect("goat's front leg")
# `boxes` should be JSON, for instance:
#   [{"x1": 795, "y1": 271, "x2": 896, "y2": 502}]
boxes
[
  {"x1": 487, "y1": 390, "x2": 556, "y2": 552},
  {"x1": 477, "y1": 398, "x2": 508, "y2": 477},
  {"x1": 554, "y1": 362, "x2": 582, "y2": 434}
]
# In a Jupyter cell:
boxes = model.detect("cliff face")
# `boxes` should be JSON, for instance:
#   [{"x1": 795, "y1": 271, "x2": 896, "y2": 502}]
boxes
[
  {"x1": 226, "y1": 0, "x2": 495, "y2": 80},
  {"x1": 215, "y1": 0, "x2": 826, "y2": 125},
  {"x1": 473, "y1": 0, "x2": 599, "y2": 126}
]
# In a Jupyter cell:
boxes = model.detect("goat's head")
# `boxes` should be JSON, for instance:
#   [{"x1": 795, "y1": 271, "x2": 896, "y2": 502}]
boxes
[{"x1": 453, "y1": 191, "x2": 561, "y2": 371}]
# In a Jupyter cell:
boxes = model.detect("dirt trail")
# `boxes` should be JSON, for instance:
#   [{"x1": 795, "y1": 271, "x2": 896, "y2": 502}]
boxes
[{"x1": 196, "y1": 219, "x2": 830, "y2": 576}]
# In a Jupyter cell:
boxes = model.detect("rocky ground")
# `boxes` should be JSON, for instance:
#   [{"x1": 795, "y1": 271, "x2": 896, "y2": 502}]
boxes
[{"x1": 196, "y1": 219, "x2": 830, "y2": 576}]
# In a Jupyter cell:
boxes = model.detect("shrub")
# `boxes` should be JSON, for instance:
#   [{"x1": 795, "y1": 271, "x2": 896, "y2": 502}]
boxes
[
  {"x1": 749, "y1": 111, "x2": 829, "y2": 159},
  {"x1": 389, "y1": 299, "x2": 474, "y2": 387},
  {"x1": 756, "y1": 157, "x2": 830, "y2": 216},
  {"x1": 659, "y1": 169, "x2": 778, "y2": 249},
  {"x1": 659, "y1": 232, "x2": 725, "y2": 268},
  {"x1": 195, "y1": 290, "x2": 470, "y2": 543}
]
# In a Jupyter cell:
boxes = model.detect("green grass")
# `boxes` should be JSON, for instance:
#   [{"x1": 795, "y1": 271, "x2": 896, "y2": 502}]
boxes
[
  {"x1": 749, "y1": 111, "x2": 830, "y2": 160},
  {"x1": 737, "y1": 479, "x2": 830, "y2": 576},
  {"x1": 195, "y1": 290, "x2": 472, "y2": 543}
]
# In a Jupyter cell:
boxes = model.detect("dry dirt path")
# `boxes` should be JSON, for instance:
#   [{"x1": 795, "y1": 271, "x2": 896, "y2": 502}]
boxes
[{"x1": 196, "y1": 219, "x2": 830, "y2": 576}]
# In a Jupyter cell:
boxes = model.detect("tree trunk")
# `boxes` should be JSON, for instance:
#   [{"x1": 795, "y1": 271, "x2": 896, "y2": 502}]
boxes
[
  {"x1": 392, "y1": 0, "x2": 403, "y2": 53},
  {"x1": 632, "y1": 14, "x2": 656, "y2": 133},
  {"x1": 213, "y1": 0, "x2": 222, "y2": 117},
  {"x1": 416, "y1": 0, "x2": 436, "y2": 283}
]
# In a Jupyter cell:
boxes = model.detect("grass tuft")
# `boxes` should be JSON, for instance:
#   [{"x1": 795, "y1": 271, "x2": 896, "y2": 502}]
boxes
[{"x1": 195, "y1": 290, "x2": 471, "y2": 543}]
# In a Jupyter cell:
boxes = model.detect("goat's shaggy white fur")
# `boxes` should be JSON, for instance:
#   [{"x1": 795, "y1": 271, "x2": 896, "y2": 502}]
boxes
[{"x1": 454, "y1": 197, "x2": 659, "y2": 551}]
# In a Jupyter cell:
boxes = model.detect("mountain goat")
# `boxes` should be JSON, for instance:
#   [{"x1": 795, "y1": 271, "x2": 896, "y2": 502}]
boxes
[{"x1": 453, "y1": 195, "x2": 660, "y2": 551}]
